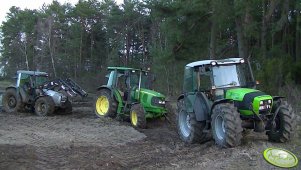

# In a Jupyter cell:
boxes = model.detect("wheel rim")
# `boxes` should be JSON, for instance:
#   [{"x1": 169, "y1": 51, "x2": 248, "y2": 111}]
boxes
[
  {"x1": 8, "y1": 96, "x2": 17, "y2": 108},
  {"x1": 96, "y1": 96, "x2": 109, "y2": 115},
  {"x1": 131, "y1": 111, "x2": 138, "y2": 126},
  {"x1": 179, "y1": 110, "x2": 191, "y2": 138},
  {"x1": 215, "y1": 115, "x2": 226, "y2": 140},
  {"x1": 37, "y1": 102, "x2": 46, "y2": 114}
]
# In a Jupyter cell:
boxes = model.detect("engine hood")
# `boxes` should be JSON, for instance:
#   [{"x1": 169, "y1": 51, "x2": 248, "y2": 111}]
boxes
[
  {"x1": 225, "y1": 88, "x2": 273, "y2": 115},
  {"x1": 139, "y1": 88, "x2": 165, "y2": 98}
]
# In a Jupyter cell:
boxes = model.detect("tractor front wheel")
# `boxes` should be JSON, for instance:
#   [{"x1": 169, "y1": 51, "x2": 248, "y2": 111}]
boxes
[
  {"x1": 211, "y1": 103, "x2": 243, "y2": 148},
  {"x1": 267, "y1": 101, "x2": 295, "y2": 142},
  {"x1": 95, "y1": 89, "x2": 117, "y2": 118},
  {"x1": 34, "y1": 96, "x2": 55, "y2": 116},
  {"x1": 2, "y1": 88, "x2": 24, "y2": 113},
  {"x1": 130, "y1": 104, "x2": 146, "y2": 128},
  {"x1": 177, "y1": 99, "x2": 208, "y2": 144}
]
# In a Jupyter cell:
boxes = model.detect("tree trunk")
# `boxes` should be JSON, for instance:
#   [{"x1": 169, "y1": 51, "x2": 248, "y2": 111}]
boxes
[
  {"x1": 48, "y1": 19, "x2": 56, "y2": 77},
  {"x1": 210, "y1": 19, "x2": 217, "y2": 59},
  {"x1": 296, "y1": 3, "x2": 301, "y2": 61},
  {"x1": 235, "y1": 17, "x2": 247, "y2": 58}
]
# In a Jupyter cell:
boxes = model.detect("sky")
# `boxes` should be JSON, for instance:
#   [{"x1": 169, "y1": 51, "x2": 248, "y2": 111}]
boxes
[{"x1": 0, "y1": 0, "x2": 123, "y2": 25}]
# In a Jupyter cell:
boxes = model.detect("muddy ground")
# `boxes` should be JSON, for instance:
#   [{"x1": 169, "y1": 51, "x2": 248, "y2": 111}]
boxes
[{"x1": 0, "y1": 99, "x2": 300, "y2": 169}]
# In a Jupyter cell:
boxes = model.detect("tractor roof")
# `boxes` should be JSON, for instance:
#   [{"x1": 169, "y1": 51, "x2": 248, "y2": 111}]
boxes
[
  {"x1": 107, "y1": 67, "x2": 148, "y2": 72},
  {"x1": 17, "y1": 70, "x2": 48, "y2": 76},
  {"x1": 186, "y1": 58, "x2": 244, "y2": 67}
]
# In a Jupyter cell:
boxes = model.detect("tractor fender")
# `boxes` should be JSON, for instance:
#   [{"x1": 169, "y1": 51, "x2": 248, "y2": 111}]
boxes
[
  {"x1": 272, "y1": 96, "x2": 285, "y2": 102},
  {"x1": 177, "y1": 94, "x2": 184, "y2": 101},
  {"x1": 193, "y1": 93, "x2": 211, "y2": 121},
  {"x1": 210, "y1": 99, "x2": 233, "y2": 114}
]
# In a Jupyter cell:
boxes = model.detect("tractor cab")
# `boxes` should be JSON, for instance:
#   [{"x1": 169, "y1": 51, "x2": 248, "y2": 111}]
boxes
[
  {"x1": 177, "y1": 58, "x2": 295, "y2": 148},
  {"x1": 184, "y1": 58, "x2": 255, "y2": 101}
]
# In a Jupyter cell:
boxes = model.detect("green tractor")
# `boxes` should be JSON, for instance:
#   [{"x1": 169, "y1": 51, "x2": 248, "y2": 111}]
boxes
[
  {"x1": 177, "y1": 58, "x2": 296, "y2": 148},
  {"x1": 94, "y1": 67, "x2": 167, "y2": 128}
]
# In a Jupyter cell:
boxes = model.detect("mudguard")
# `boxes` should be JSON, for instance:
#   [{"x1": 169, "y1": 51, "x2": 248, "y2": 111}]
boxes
[
  {"x1": 211, "y1": 98, "x2": 233, "y2": 114},
  {"x1": 193, "y1": 92, "x2": 211, "y2": 121}
]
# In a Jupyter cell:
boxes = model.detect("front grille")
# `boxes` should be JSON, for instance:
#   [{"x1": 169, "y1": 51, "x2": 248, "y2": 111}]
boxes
[{"x1": 151, "y1": 97, "x2": 165, "y2": 107}]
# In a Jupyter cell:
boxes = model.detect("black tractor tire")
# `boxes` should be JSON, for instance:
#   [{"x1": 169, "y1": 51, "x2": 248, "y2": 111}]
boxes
[
  {"x1": 2, "y1": 88, "x2": 24, "y2": 113},
  {"x1": 56, "y1": 100, "x2": 73, "y2": 115},
  {"x1": 267, "y1": 101, "x2": 295, "y2": 142},
  {"x1": 177, "y1": 99, "x2": 208, "y2": 144},
  {"x1": 94, "y1": 89, "x2": 117, "y2": 118},
  {"x1": 130, "y1": 104, "x2": 146, "y2": 129},
  {"x1": 34, "y1": 96, "x2": 55, "y2": 116},
  {"x1": 211, "y1": 103, "x2": 243, "y2": 148}
]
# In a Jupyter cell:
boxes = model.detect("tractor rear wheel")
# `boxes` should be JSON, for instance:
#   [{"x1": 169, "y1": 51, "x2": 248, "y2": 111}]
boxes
[
  {"x1": 177, "y1": 99, "x2": 208, "y2": 144},
  {"x1": 267, "y1": 101, "x2": 295, "y2": 142},
  {"x1": 95, "y1": 89, "x2": 117, "y2": 118},
  {"x1": 211, "y1": 103, "x2": 243, "y2": 148},
  {"x1": 34, "y1": 96, "x2": 55, "y2": 116},
  {"x1": 130, "y1": 104, "x2": 146, "y2": 129},
  {"x1": 2, "y1": 88, "x2": 24, "y2": 113}
]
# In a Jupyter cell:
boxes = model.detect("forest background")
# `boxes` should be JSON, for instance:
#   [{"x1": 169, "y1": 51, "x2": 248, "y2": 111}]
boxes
[{"x1": 1, "y1": 0, "x2": 300, "y2": 107}]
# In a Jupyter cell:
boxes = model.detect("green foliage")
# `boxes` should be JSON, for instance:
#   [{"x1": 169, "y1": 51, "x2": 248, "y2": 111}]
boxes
[{"x1": 0, "y1": 0, "x2": 300, "y2": 96}]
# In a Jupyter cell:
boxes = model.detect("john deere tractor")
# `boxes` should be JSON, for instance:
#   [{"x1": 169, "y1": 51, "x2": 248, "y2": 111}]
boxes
[
  {"x1": 95, "y1": 67, "x2": 167, "y2": 128},
  {"x1": 177, "y1": 58, "x2": 296, "y2": 148}
]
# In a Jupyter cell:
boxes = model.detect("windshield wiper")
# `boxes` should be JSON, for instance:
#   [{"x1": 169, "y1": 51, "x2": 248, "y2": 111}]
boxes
[{"x1": 216, "y1": 81, "x2": 237, "y2": 88}]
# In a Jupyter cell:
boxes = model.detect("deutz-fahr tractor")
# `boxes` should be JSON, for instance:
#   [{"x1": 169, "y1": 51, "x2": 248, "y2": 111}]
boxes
[
  {"x1": 94, "y1": 67, "x2": 167, "y2": 128},
  {"x1": 177, "y1": 58, "x2": 296, "y2": 148},
  {"x1": 2, "y1": 70, "x2": 87, "y2": 116}
]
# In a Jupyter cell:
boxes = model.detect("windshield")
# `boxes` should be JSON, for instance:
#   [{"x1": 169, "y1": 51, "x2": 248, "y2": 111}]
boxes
[
  {"x1": 130, "y1": 72, "x2": 151, "y2": 89},
  {"x1": 35, "y1": 76, "x2": 49, "y2": 87},
  {"x1": 212, "y1": 65, "x2": 247, "y2": 88}
]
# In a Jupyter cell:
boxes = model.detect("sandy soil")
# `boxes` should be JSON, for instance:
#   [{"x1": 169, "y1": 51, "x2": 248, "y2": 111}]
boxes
[{"x1": 0, "y1": 101, "x2": 300, "y2": 170}]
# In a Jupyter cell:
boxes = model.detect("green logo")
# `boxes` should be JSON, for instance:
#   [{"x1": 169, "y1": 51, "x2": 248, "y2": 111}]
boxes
[{"x1": 263, "y1": 148, "x2": 298, "y2": 168}]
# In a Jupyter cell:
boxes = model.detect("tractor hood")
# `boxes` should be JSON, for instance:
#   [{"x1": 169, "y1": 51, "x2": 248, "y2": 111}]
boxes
[
  {"x1": 225, "y1": 88, "x2": 273, "y2": 115},
  {"x1": 139, "y1": 88, "x2": 166, "y2": 98}
]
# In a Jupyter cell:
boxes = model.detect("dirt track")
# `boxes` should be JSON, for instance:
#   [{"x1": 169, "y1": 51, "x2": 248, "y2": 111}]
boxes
[{"x1": 0, "y1": 102, "x2": 300, "y2": 169}]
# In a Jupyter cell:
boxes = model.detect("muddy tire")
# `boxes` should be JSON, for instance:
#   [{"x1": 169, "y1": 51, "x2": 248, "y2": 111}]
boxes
[
  {"x1": 95, "y1": 89, "x2": 117, "y2": 118},
  {"x1": 2, "y1": 88, "x2": 24, "y2": 113},
  {"x1": 267, "y1": 101, "x2": 295, "y2": 142},
  {"x1": 130, "y1": 104, "x2": 146, "y2": 129},
  {"x1": 211, "y1": 103, "x2": 243, "y2": 148},
  {"x1": 177, "y1": 99, "x2": 208, "y2": 144},
  {"x1": 56, "y1": 100, "x2": 72, "y2": 115},
  {"x1": 34, "y1": 96, "x2": 55, "y2": 116}
]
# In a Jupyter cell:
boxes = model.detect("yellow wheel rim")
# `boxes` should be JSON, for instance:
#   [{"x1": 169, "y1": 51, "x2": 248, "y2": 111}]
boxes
[
  {"x1": 96, "y1": 96, "x2": 109, "y2": 116},
  {"x1": 131, "y1": 111, "x2": 138, "y2": 126}
]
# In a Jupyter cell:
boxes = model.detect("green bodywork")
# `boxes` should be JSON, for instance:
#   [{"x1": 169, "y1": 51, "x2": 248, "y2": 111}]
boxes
[
  {"x1": 225, "y1": 88, "x2": 273, "y2": 116},
  {"x1": 104, "y1": 67, "x2": 167, "y2": 118}
]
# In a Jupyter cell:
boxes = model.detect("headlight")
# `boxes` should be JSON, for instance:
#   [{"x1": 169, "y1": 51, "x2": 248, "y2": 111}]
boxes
[
  {"x1": 151, "y1": 97, "x2": 165, "y2": 106},
  {"x1": 260, "y1": 101, "x2": 264, "y2": 105}
]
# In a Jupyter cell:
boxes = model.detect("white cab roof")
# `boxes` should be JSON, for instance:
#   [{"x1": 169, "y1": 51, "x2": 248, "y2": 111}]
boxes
[{"x1": 186, "y1": 58, "x2": 244, "y2": 67}]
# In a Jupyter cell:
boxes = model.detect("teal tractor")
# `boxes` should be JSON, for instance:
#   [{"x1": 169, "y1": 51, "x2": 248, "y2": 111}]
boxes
[
  {"x1": 177, "y1": 58, "x2": 296, "y2": 148},
  {"x1": 94, "y1": 67, "x2": 167, "y2": 128}
]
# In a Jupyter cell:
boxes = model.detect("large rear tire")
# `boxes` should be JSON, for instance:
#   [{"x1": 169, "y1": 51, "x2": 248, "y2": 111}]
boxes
[
  {"x1": 211, "y1": 103, "x2": 243, "y2": 148},
  {"x1": 95, "y1": 89, "x2": 117, "y2": 118},
  {"x1": 130, "y1": 104, "x2": 146, "y2": 129},
  {"x1": 34, "y1": 96, "x2": 55, "y2": 116},
  {"x1": 267, "y1": 101, "x2": 295, "y2": 142},
  {"x1": 177, "y1": 99, "x2": 208, "y2": 144},
  {"x1": 2, "y1": 88, "x2": 24, "y2": 113}
]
